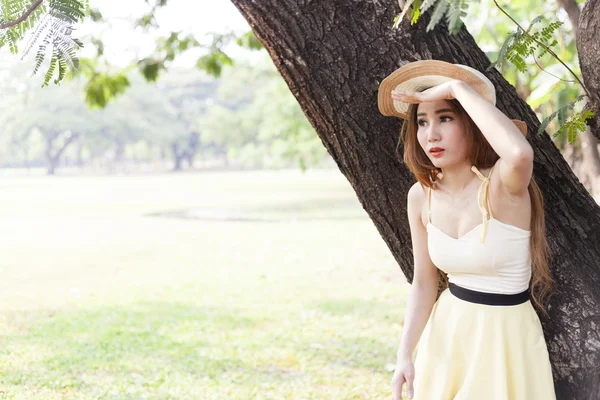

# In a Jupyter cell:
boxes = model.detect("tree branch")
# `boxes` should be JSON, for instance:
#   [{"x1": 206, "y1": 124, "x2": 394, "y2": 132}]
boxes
[
  {"x1": 492, "y1": 0, "x2": 595, "y2": 111},
  {"x1": 0, "y1": 0, "x2": 45, "y2": 30}
]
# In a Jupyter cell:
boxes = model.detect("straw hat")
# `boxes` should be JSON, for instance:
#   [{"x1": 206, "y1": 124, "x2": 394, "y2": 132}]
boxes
[{"x1": 378, "y1": 60, "x2": 527, "y2": 136}]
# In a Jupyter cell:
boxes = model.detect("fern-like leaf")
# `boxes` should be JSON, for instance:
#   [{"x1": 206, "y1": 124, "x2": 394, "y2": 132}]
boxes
[
  {"x1": 421, "y1": 0, "x2": 440, "y2": 14},
  {"x1": 538, "y1": 94, "x2": 586, "y2": 136},
  {"x1": 31, "y1": 22, "x2": 53, "y2": 76},
  {"x1": 55, "y1": 56, "x2": 66, "y2": 84},
  {"x1": 43, "y1": 53, "x2": 58, "y2": 87},
  {"x1": 22, "y1": 12, "x2": 49, "y2": 59},
  {"x1": 538, "y1": 108, "x2": 560, "y2": 137},
  {"x1": 7, "y1": 29, "x2": 18, "y2": 53},
  {"x1": 566, "y1": 110, "x2": 594, "y2": 144},
  {"x1": 427, "y1": 0, "x2": 449, "y2": 32},
  {"x1": 497, "y1": 17, "x2": 564, "y2": 73},
  {"x1": 446, "y1": 0, "x2": 468, "y2": 35},
  {"x1": 2, "y1": 0, "x2": 87, "y2": 85},
  {"x1": 487, "y1": 30, "x2": 520, "y2": 71}
]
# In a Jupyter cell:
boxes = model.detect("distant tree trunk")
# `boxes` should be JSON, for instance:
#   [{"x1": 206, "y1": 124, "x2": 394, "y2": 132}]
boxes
[
  {"x1": 44, "y1": 131, "x2": 79, "y2": 175},
  {"x1": 172, "y1": 142, "x2": 185, "y2": 171},
  {"x1": 172, "y1": 133, "x2": 200, "y2": 171},
  {"x1": 184, "y1": 132, "x2": 200, "y2": 168},
  {"x1": 75, "y1": 137, "x2": 85, "y2": 168},
  {"x1": 46, "y1": 155, "x2": 59, "y2": 175},
  {"x1": 230, "y1": 0, "x2": 600, "y2": 397},
  {"x1": 114, "y1": 138, "x2": 125, "y2": 164}
]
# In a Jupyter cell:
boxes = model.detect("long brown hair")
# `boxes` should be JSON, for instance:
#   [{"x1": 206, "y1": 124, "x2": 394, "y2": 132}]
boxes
[{"x1": 397, "y1": 97, "x2": 555, "y2": 319}]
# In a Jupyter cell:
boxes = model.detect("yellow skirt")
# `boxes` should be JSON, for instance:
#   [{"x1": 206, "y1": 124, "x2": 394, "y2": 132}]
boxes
[{"x1": 412, "y1": 285, "x2": 556, "y2": 400}]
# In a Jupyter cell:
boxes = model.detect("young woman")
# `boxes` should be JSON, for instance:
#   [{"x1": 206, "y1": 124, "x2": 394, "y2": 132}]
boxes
[{"x1": 377, "y1": 60, "x2": 556, "y2": 400}]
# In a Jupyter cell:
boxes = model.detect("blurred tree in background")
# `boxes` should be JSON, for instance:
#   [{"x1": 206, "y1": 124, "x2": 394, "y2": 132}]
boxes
[
  {"x1": 0, "y1": 1, "x2": 330, "y2": 174},
  {"x1": 0, "y1": 51, "x2": 329, "y2": 173},
  {"x1": 0, "y1": 0, "x2": 597, "y2": 200}
]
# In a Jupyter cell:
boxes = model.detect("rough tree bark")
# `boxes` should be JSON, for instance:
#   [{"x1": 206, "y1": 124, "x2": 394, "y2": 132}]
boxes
[
  {"x1": 578, "y1": 0, "x2": 600, "y2": 140},
  {"x1": 229, "y1": 0, "x2": 600, "y2": 397}
]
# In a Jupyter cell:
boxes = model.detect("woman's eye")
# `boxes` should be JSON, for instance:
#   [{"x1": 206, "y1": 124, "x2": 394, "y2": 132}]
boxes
[{"x1": 417, "y1": 116, "x2": 452, "y2": 126}]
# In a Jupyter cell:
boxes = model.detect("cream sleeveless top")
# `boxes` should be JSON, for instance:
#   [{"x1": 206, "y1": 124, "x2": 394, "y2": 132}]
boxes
[{"x1": 426, "y1": 165, "x2": 532, "y2": 294}]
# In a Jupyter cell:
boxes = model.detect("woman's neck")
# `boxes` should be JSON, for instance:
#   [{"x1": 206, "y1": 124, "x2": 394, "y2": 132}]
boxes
[{"x1": 438, "y1": 162, "x2": 479, "y2": 195}]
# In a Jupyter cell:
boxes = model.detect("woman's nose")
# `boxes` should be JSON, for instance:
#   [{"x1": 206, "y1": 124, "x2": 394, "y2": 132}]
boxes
[{"x1": 427, "y1": 129, "x2": 441, "y2": 140}]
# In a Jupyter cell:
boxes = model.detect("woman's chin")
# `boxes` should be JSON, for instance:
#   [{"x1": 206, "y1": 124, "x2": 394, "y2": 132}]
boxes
[
  {"x1": 429, "y1": 158, "x2": 444, "y2": 167},
  {"x1": 429, "y1": 152, "x2": 454, "y2": 166}
]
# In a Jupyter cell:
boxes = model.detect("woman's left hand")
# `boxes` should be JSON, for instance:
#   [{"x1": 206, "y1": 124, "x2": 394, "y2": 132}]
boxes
[{"x1": 391, "y1": 80, "x2": 462, "y2": 104}]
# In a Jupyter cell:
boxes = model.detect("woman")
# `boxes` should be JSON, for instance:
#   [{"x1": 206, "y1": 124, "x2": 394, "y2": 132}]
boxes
[{"x1": 377, "y1": 60, "x2": 556, "y2": 400}]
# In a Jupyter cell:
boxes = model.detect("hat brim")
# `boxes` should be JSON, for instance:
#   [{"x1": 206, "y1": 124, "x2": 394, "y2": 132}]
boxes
[
  {"x1": 378, "y1": 60, "x2": 494, "y2": 118},
  {"x1": 378, "y1": 60, "x2": 527, "y2": 137}
]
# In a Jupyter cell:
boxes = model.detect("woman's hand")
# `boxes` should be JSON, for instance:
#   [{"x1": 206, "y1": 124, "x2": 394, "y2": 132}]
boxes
[
  {"x1": 391, "y1": 358, "x2": 415, "y2": 399},
  {"x1": 391, "y1": 80, "x2": 462, "y2": 104}
]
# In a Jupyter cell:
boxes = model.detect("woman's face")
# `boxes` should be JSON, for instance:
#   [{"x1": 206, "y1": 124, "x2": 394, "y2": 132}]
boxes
[{"x1": 416, "y1": 99, "x2": 468, "y2": 169}]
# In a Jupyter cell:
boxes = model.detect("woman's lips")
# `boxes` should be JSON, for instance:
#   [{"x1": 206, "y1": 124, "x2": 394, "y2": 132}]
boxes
[{"x1": 430, "y1": 149, "x2": 445, "y2": 157}]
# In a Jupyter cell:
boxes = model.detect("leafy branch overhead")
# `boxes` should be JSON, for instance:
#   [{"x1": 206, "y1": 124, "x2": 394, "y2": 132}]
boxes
[
  {"x1": 394, "y1": 0, "x2": 597, "y2": 143},
  {"x1": 1, "y1": 0, "x2": 264, "y2": 108},
  {"x1": 81, "y1": 29, "x2": 263, "y2": 108},
  {"x1": 0, "y1": 0, "x2": 88, "y2": 86}
]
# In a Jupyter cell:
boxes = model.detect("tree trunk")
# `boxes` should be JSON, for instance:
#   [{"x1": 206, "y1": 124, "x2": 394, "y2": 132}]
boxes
[
  {"x1": 44, "y1": 132, "x2": 59, "y2": 175},
  {"x1": 43, "y1": 131, "x2": 79, "y2": 175},
  {"x1": 558, "y1": 0, "x2": 600, "y2": 201},
  {"x1": 578, "y1": 0, "x2": 600, "y2": 140},
  {"x1": 75, "y1": 137, "x2": 84, "y2": 168},
  {"x1": 580, "y1": 126, "x2": 600, "y2": 201},
  {"x1": 229, "y1": 0, "x2": 600, "y2": 397},
  {"x1": 172, "y1": 142, "x2": 184, "y2": 171},
  {"x1": 46, "y1": 157, "x2": 58, "y2": 175},
  {"x1": 184, "y1": 132, "x2": 200, "y2": 168}
]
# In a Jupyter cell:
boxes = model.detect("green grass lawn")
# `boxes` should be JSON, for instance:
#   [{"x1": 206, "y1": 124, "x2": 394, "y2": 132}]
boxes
[{"x1": 0, "y1": 169, "x2": 411, "y2": 399}]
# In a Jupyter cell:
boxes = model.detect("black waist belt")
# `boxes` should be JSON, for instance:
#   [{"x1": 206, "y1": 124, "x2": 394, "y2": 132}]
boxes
[{"x1": 449, "y1": 282, "x2": 530, "y2": 306}]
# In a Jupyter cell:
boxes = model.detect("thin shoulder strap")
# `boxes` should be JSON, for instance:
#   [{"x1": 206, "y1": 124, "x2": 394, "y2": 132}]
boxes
[
  {"x1": 485, "y1": 166, "x2": 494, "y2": 219},
  {"x1": 470, "y1": 165, "x2": 495, "y2": 243},
  {"x1": 427, "y1": 186, "x2": 432, "y2": 224}
]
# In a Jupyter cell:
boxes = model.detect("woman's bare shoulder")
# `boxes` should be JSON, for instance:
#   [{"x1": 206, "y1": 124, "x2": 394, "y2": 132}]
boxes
[
  {"x1": 408, "y1": 181, "x2": 426, "y2": 200},
  {"x1": 407, "y1": 181, "x2": 427, "y2": 229}
]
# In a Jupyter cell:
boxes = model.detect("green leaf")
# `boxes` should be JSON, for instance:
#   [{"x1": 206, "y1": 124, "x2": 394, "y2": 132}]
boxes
[
  {"x1": 138, "y1": 60, "x2": 164, "y2": 82},
  {"x1": 235, "y1": 31, "x2": 263, "y2": 50},
  {"x1": 196, "y1": 50, "x2": 234, "y2": 78},
  {"x1": 43, "y1": 55, "x2": 58, "y2": 87},
  {"x1": 410, "y1": 0, "x2": 422, "y2": 25},
  {"x1": 84, "y1": 72, "x2": 131, "y2": 109}
]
